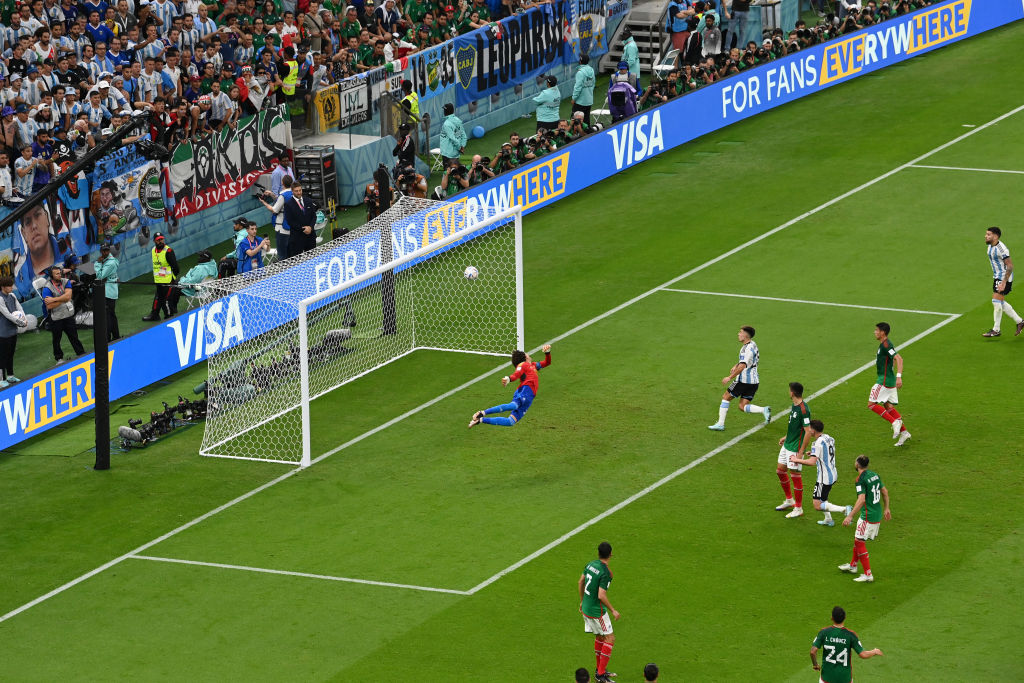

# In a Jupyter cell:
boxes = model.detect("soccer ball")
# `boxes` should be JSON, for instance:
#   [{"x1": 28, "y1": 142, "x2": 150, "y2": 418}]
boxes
[
  {"x1": 464, "y1": 266, "x2": 479, "y2": 280},
  {"x1": 12, "y1": 311, "x2": 25, "y2": 322}
]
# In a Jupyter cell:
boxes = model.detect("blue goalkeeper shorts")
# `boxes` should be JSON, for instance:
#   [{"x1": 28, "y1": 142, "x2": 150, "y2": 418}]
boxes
[{"x1": 510, "y1": 385, "x2": 536, "y2": 422}]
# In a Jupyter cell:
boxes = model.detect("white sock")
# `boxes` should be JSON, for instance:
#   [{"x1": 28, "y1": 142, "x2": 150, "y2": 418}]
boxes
[
  {"x1": 1002, "y1": 300, "x2": 1023, "y2": 324},
  {"x1": 993, "y1": 299, "x2": 1003, "y2": 331},
  {"x1": 823, "y1": 511, "x2": 833, "y2": 521},
  {"x1": 717, "y1": 400, "x2": 729, "y2": 425},
  {"x1": 743, "y1": 404, "x2": 765, "y2": 414},
  {"x1": 821, "y1": 501, "x2": 846, "y2": 513}
]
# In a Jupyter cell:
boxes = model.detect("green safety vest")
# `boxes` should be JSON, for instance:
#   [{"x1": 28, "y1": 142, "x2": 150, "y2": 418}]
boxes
[
  {"x1": 152, "y1": 247, "x2": 173, "y2": 283},
  {"x1": 402, "y1": 91, "x2": 419, "y2": 118},
  {"x1": 282, "y1": 59, "x2": 298, "y2": 95}
]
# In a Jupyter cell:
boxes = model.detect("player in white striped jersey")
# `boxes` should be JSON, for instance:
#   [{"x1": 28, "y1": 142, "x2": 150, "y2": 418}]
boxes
[
  {"x1": 790, "y1": 420, "x2": 849, "y2": 527},
  {"x1": 708, "y1": 326, "x2": 771, "y2": 431},
  {"x1": 982, "y1": 227, "x2": 1023, "y2": 338}
]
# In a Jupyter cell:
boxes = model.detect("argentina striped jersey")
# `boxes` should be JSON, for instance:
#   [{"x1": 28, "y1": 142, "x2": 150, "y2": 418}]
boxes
[
  {"x1": 988, "y1": 241, "x2": 1012, "y2": 281},
  {"x1": 738, "y1": 341, "x2": 759, "y2": 384},
  {"x1": 812, "y1": 434, "x2": 837, "y2": 485}
]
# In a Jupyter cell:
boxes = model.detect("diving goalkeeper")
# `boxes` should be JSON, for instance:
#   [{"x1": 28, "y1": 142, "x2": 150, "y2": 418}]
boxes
[{"x1": 469, "y1": 344, "x2": 552, "y2": 427}]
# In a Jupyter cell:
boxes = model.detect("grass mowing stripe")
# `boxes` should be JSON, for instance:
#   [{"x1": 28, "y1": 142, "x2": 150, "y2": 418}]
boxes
[
  {"x1": 659, "y1": 288, "x2": 958, "y2": 316},
  {"x1": 129, "y1": 555, "x2": 472, "y2": 595},
  {"x1": 464, "y1": 313, "x2": 962, "y2": 595},
  {"x1": 909, "y1": 164, "x2": 1024, "y2": 174},
  {"x1": 1, "y1": 97, "x2": 1016, "y2": 628}
]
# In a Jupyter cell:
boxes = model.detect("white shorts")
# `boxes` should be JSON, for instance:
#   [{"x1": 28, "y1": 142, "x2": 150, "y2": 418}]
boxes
[
  {"x1": 869, "y1": 383, "x2": 898, "y2": 405},
  {"x1": 583, "y1": 612, "x2": 613, "y2": 635},
  {"x1": 778, "y1": 447, "x2": 802, "y2": 471},
  {"x1": 855, "y1": 518, "x2": 880, "y2": 541}
]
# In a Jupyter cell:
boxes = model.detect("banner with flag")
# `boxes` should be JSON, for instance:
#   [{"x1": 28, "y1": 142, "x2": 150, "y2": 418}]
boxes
[
  {"x1": 453, "y1": 2, "x2": 571, "y2": 106},
  {"x1": 572, "y1": 0, "x2": 610, "y2": 59}
]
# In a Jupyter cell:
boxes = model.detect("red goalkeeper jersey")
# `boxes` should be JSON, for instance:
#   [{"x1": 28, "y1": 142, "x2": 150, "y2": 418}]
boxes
[{"x1": 509, "y1": 352, "x2": 551, "y2": 395}]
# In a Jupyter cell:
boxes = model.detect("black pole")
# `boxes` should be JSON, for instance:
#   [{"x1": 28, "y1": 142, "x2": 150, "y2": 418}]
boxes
[{"x1": 92, "y1": 282, "x2": 110, "y2": 470}]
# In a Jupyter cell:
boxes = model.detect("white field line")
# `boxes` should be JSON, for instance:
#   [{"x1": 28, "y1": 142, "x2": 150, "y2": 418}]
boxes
[
  {"x1": 910, "y1": 164, "x2": 1024, "y2": 175},
  {"x1": 1, "y1": 101, "x2": 1019, "y2": 625},
  {"x1": 129, "y1": 555, "x2": 471, "y2": 595},
  {"x1": 660, "y1": 288, "x2": 957, "y2": 317},
  {"x1": 465, "y1": 313, "x2": 961, "y2": 595}
]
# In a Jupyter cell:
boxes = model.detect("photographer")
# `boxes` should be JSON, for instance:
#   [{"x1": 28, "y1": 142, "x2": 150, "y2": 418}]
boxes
[
  {"x1": 236, "y1": 221, "x2": 270, "y2": 274},
  {"x1": 395, "y1": 165, "x2": 427, "y2": 198},
  {"x1": 551, "y1": 119, "x2": 574, "y2": 148},
  {"x1": 440, "y1": 158, "x2": 469, "y2": 198},
  {"x1": 638, "y1": 77, "x2": 673, "y2": 110},
  {"x1": 569, "y1": 111, "x2": 592, "y2": 138},
  {"x1": 524, "y1": 126, "x2": 556, "y2": 160},
  {"x1": 41, "y1": 264, "x2": 85, "y2": 365},
  {"x1": 364, "y1": 166, "x2": 396, "y2": 220},
  {"x1": 467, "y1": 154, "x2": 494, "y2": 186},
  {"x1": 490, "y1": 142, "x2": 519, "y2": 174},
  {"x1": 259, "y1": 175, "x2": 292, "y2": 257}
]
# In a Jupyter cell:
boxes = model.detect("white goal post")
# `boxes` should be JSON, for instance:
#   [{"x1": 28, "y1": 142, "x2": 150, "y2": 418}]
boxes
[{"x1": 198, "y1": 198, "x2": 523, "y2": 468}]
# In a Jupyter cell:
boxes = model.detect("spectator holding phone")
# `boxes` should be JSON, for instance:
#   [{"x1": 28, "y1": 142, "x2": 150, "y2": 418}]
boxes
[{"x1": 236, "y1": 221, "x2": 270, "y2": 273}]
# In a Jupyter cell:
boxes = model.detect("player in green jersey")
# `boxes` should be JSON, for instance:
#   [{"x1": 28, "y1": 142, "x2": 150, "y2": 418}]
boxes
[
  {"x1": 578, "y1": 541, "x2": 620, "y2": 683},
  {"x1": 867, "y1": 322, "x2": 911, "y2": 446},
  {"x1": 775, "y1": 382, "x2": 813, "y2": 518},
  {"x1": 810, "y1": 606, "x2": 884, "y2": 683},
  {"x1": 839, "y1": 455, "x2": 892, "y2": 582}
]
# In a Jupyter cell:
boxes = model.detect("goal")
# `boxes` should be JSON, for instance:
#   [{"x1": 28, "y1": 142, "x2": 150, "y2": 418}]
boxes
[{"x1": 198, "y1": 198, "x2": 523, "y2": 467}]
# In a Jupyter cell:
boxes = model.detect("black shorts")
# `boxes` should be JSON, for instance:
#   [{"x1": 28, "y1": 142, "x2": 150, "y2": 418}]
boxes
[
  {"x1": 994, "y1": 278, "x2": 1013, "y2": 295},
  {"x1": 813, "y1": 482, "x2": 833, "y2": 502},
  {"x1": 727, "y1": 381, "x2": 758, "y2": 400}
]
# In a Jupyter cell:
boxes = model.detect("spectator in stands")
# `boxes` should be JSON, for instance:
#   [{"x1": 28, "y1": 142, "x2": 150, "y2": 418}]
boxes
[
  {"x1": 571, "y1": 54, "x2": 595, "y2": 126},
  {"x1": 668, "y1": 0, "x2": 695, "y2": 50},
  {"x1": 0, "y1": 152, "x2": 13, "y2": 203},
  {"x1": 14, "y1": 144, "x2": 40, "y2": 198},
  {"x1": 284, "y1": 181, "x2": 319, "y2": 256},
  {"x1": 142, "y1": 232, "x2": 180, "y2": 321},
  {"x1": 0, "y1": 275, "x2": 29, "y2": 386},
  {"x1": 439, "y1": 102, "x2": 466, "y2": 167},
  {"x1": 533, "y1": 75, "x2": 560, "y2": 133},
  {"x1": 439, "y1": 158, "x2": 468, "y2": 198},
  {"x1": 643, "y1": 663, "x2": 659, "y2": 681},
  {"x1": 467, "y1": 154, "x2": 494, "y2": 186},
  {"x1": 261, "y1": 174, "x2": 294, "y2": 258},
  {"x1": 236, "y1": 221, "x2": 270, "y2": 273},
  {"x1": 30, "y1": 129, "x2": 54, "y2": 194},
  {"x1": 701, "y1": 13, "x2": 722, "y2": 57},
  {"x1": 374, "y1": 0, "x2": 403, "y2": 36},
  {"x1": 92, "y1": 243, "x2": 120, "y2": 341},
  {"x1": 41, "y1": 264, "x2": 85, "y2": 365}
]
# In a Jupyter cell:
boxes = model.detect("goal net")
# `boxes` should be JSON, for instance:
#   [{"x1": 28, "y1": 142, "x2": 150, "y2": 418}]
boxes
[{"x1": 198, "y1": 197, "x2": 523, "y2": 467}]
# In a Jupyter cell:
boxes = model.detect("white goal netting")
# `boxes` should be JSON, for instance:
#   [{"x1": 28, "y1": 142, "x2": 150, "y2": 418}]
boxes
[{"x1": 198, "y1": 197, "x2": 522, "y2": 466}]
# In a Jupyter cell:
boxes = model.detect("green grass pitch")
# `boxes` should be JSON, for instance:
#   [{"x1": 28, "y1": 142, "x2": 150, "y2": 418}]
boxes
[{"x1": 2, "y1": 21, "x2": 1024, "y2": 681}]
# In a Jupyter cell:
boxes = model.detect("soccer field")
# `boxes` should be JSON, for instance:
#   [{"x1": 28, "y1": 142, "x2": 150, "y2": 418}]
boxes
[{"x1": 3, "y1": 21, "x2": 1024, "y2": 682}]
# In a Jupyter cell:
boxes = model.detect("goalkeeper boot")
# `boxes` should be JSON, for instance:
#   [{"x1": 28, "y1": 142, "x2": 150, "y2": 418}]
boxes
[{"x1": 468, "y1": 411, "x2": 484, "y2": 428}]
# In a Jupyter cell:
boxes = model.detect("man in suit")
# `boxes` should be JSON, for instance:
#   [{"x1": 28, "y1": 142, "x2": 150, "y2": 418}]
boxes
[{"x1": 284, "y1": 182, "x2": 318, "y2": 256}]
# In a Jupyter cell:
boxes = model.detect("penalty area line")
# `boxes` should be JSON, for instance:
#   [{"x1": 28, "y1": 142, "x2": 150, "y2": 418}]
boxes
[
  {"x1": 129, "y1": 555, "x2": 471, "y2": 596},
  {"x1": 909, "y1": 164, "x2": 1024, "y2": 175},
  {"x1": 464, "y1": 313, "x2": 961, "y2": 595},
  {"x1": 659, "y1": 288, "x2": 957, "y2": 317}
]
